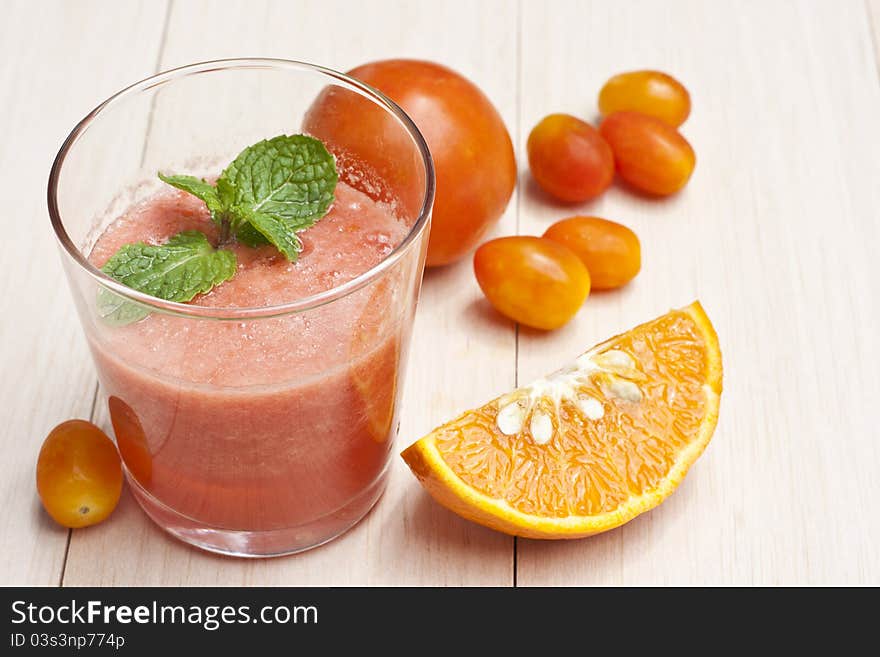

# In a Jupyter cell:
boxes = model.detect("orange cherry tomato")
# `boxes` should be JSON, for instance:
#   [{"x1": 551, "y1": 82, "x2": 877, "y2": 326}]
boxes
[
  {"x1": 527, "y1": 114, "x2": 614, "y2": 202},
  {"x1": 304, "y1": 59, "x2": 516, "y2": 267},
  {"x1": 36, "y1": 420, "x2": 123, "y2": 528},
  {"x1": 599, "y1": 70, "x2": 691, "y2": 127},
  {"x1": 599, "y1": 111, "x2": 695, "y2": 196},
  {"x1": 474, "y1": 236, "x2": 590, "y2": 330},
  {"x1": 543, "y1": 216, "x2": 641, "y2": 289},
  {"x1": 108, "y1": 396, "x2": 152, "y2": 485}
]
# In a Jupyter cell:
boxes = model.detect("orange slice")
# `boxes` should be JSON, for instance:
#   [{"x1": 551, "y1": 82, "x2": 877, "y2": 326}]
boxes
[{"x1": 401, "y1": 301, "x2": 722, "y2": 538}]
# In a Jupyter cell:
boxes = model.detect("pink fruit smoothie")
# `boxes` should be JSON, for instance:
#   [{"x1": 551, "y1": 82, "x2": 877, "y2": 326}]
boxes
[{"x1": 87, "y1": 181, "x2": 417, "y2": 549}]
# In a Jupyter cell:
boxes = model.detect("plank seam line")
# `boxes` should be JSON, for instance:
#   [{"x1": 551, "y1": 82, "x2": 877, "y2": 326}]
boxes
[
  {"x1": 88, "y1": 380, "x2": 100, "y2": 421},
  {"x1": 57, "y1": 531, "x2": 72, "y2": 587},
  {"x1": 513, "y1": 0, "x2": 524, "y2": 589},
  {"x1": 155, "y1": 0, "x2": 174, "y2": 75},
  {"x1": 865, "y1": 0, "x2": 880, "y2": 84},
  {"x1": 59, "y1": 381, "x2": 101, "y2": 587},
  {"x1": 138, "y1": 0, "x2": 174, "y2": 167}
]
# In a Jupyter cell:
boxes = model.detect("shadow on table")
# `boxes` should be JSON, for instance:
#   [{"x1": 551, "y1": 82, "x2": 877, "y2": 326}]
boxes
[
  {"x1": 522, "y1": 160, "x2": 687, "y2": 212},
  {"x1": 513, "y1": 475, "x2": 698, "y2": 586}
]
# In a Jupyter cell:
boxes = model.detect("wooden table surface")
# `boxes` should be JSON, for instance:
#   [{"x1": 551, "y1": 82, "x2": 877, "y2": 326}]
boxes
[{"x1": 2, "y1": 0, "x2": 879, "y2": 586}]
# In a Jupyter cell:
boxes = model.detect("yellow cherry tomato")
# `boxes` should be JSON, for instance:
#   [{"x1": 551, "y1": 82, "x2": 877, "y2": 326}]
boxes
[
  {"x1": 543, "y1": 216, "x2": 641, "y2": 289},
  {"x1": 474, "y1": 236, "x2": 590, "y2": 330},
  {"x1": 599, "y1": 70, "x2": 691, "y2": 127},
  {"x1": 36, "y1": 420, "x2": 123, "y2": 528},
  {"x1": 599, "y1": 111, "x2": 696, "y2": 196},
  {"x1": 527, "y1": 114, "x2": 614, "y2": 202}
]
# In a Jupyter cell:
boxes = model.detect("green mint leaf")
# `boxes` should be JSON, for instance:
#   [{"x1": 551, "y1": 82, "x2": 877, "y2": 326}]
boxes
[
  {"x1": 100, "y1": 231, "x2": 236, "y2": 324},
  {"x1": 242, "y1": 210, "x2": 303, "y2": 260},
  {"x1": 96, "y1": 289, "x2": 151, "y2": 326},
  {"x1": 234, "y1": 221, "x2": 270, "y2": 247},
  {"x1": 157, "y1": 173, "x2": 224, "y2": 221},
  {"x1": 218, "y1": 135, "x2": 337, "y2": 225},
  {"x1": 217, "y1": 135, "x2": 337, "y2": 260}
]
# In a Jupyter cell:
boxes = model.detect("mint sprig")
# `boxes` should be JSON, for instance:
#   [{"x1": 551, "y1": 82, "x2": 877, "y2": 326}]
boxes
[
  {"x1": 160, "y1": 134, "x2": 338, "y2": 260},
  {"x1": 98, "y1": 134, "x2": 336, "y2": 325}
]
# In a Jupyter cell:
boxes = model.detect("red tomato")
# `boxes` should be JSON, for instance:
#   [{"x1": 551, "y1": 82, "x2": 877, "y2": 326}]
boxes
[
  {"x1": 527, "y1": 114, "x2": 614, "y2": 202},
  {"x1": 304, "y1": 59, "x2": 516, "y2": 267},
  {"x1": 599, "y1": 70, "x2": 691, "y2": 127},
  {"x1": 473, "y1": 236, "x2": 590, "y2": 330},
  {"x1": 599, "y1": 111, "x2": 695, "y2": 196}
]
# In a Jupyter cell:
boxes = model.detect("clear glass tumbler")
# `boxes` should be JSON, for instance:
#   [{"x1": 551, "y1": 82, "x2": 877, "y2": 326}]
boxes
[{"x1": 48, "y1": 59, "x2": 434, "y2": 557}]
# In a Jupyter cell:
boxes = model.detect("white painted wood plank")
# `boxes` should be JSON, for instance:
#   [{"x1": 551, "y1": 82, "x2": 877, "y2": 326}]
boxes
[
  {"x1": 63, "y1": 0, "x2": 518, "y2": 586},
  {"x1": 0, "y1": 0, "x2": 168, "y2": 585},
  {"x1": 869, "y1": 0, "x2": 880, "y2": 66},
  {"x1": 517, "y1": 0, "x2": 880, "y2": 585}
]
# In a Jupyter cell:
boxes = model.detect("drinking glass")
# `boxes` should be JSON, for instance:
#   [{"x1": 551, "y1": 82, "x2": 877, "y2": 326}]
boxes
[{"x1": 48, "y1": 59, "x2": 434, "y2": 556}]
